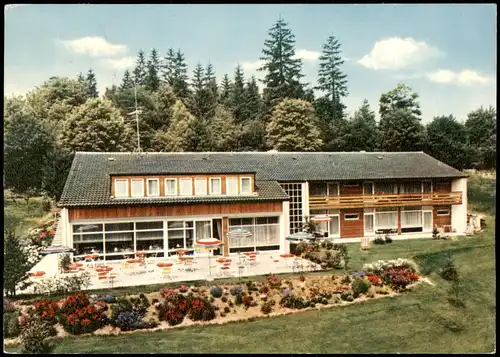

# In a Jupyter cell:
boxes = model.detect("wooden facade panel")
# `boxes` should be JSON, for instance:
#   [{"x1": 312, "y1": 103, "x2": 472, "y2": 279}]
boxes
[
  {"x1": 68, "y1": 201, "x2": 282, "y2": 221},
  {"x1": 340, "y1": 208, "x2": 364, "y2": 238},
  {"x1": 340, "y1": 182, "x2": 363, "y2": 195},
  {"x1": 433, "y1": 205, "x2": 452, "y2": 227},
  {"x1": 434, "y1": 180, "x2": 451, "y2": 193}
]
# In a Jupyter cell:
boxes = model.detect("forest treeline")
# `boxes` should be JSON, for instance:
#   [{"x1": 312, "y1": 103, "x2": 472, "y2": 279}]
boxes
[{"x1": 3, "y1": 17, "x2": 496, "y2": 201}]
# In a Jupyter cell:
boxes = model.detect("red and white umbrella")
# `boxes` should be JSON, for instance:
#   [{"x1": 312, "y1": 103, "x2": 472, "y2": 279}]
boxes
[
  {"x1": 193, "y1": 238, "x2": 224, "y2": 277},
  {"x1": 310, "y1": 215, "x2": 332, "y2": 223}
]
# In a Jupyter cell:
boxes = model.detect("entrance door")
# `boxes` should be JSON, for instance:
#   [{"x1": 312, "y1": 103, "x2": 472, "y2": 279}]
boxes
[{"x1": 212, "y1": 219, "x2": 223, "y2": 256}]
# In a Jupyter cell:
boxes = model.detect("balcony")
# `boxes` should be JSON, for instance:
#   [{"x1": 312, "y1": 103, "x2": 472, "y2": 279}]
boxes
[{"x1": 309, "y1": 192, "x2": 463, "y2": 210}]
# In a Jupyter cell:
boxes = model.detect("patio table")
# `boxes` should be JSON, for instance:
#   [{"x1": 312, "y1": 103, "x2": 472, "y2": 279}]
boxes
[
  {"x1": 157, "y1": 262, "x2": 173, "y2": 268},
  {"x1": 127, "y1": 259, "x2": 142, "y2": 263}
]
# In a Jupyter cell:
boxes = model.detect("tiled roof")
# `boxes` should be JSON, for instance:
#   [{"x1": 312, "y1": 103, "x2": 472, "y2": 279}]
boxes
[{"x1": 59, "y1": 151, "x2": 467, "y2": 208}]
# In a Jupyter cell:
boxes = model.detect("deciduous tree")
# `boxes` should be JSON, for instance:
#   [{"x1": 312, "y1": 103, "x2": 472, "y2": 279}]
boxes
[
  {"x1": 465, "y1": 106, "x2": 496, "y2": 169},
  {"x1": 344, "y1": 99, "x2": 379, "y2": 152}
]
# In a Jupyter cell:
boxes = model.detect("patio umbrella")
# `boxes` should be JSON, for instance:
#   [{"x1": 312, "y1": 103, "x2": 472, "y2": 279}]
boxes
[
  {"x1": 40, "y1": 245, "x2": 75, "y2": 255},
  {"x1": 285, "y1": 231, "x2": 314, "y2": 243},
  {"x1": 226, "y1": 228, "x2": 252, "y2": 255},
  {"x1": 192, "y1": 238, "x2": 224, "y2": 278}
]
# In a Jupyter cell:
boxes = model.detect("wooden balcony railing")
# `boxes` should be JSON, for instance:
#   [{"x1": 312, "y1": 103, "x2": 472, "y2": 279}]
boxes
[{"x1": 309, "y1": 192, "x2": 463, "y2": 210}]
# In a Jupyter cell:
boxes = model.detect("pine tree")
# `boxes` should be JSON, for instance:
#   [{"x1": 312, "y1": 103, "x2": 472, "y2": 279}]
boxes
[
  {"x1": 86, "y1": 69, "x2": 99, "y2": 98},
  {"x1": 315, "y1": 35, "x2": 348, "y2": 124},
  {"x1": 266, "y1": 99, "x2": 323, "y2": 151},
  {"x1": 344, "y1": 99, "x2": 379, "y2": 152},
  {"x1": 133, "y1": 50, "x2": 147, "y2": 86},
  {"x1": 120, "y1": 70, "x2": 134, "y2": 90},
  {"x1": 189, "y1": 63, "x2": 206, "y2": 120},
  {"x1": 145, "y1": 48, "x2": 161, "y2": 91},
  {"x1": 258, "y1": 16, "x2": 306, "y2": 112},
  {"x1": 77, "y1": 72, "x2": 85, "y2": 84},
  {"x1": 243, "y1": 76, "x2": 262, "y2": 122},
  {"x1": 219, "y1": 74, "x2": 232, "y2": 106},
  {"x1": 4, "y1": 231, "x2": 31, "y2": 296},
  {"x1": 173, "y1": 49, "x2": 190, "y2": 100},
  {"x1": 203, "y1": 62, "x2": 218, "y2": 120},
  {"x1": 229, "y1": 64, "x2": 247, "y2": 123},
  {"x1": 162, "y1": 48, "x2": 176, "y2": 86}
]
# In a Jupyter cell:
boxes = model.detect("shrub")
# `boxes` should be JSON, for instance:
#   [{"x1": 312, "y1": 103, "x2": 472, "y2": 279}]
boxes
[
  {"x1": 432, "y1": 227, "x2": 440, "y2": 240},
  {"x1": 260, "y1": 300, "x2": 274, "y2": 314},
  {"x1": 340, "y1": 291, "x2": 354, "y2": 302},
  {"x1": 210, "y1": 286, "x2": 223, "y2": 298},
  {"x1": 4, "y1": 297, "x2": 16, "y2": 313},
  {"x1": 384, "y1": 235, "x2": 393, "y2": 243},
  {"x1": 242, "y1": 295, "x2": 254, "y2": 309},
  {"x1": 4, "y1": 311, "x2": 21, "y2": 338},
  {"x1": 221, "y1": 296, "x2": 228, "y2": 303},
  {"x1": 229, "y1": 286, "x2": 243, "y2": 296},
  {"x1": 266, "y1": 274, "x2": 281, "y2": 289},
  {"x1": 139, "y1": 294, "x2": 150, "y2": 307},
  {"x1": 351, "y1": 277, "x2": 371, "y2": 298},
  {"x1": 259, "y1": 285, "x2": 269, "y2": 294},
  {"x1": 341, "y1": 275, "x2": 351, "y2": 284},
  {"x1": 298, "y1": 275, "x2": 306, "y2": 282},
  {"x1": 382, "y1": 266, "x2": 420, "y2": 292},
  {"x1": 223, "y1": 306, "x2": 231, "y2": 314},
  {"x1": 152, "y1": 298, "x2": 159, "y2": 304},
  {"x1": 362, "y1": 258, "x2": 420, "y2": 275},
  {"x1": 228, "y1": 301, "x2": 234, "y2": 307},
  {"x1": 165, "y1": 307, "x2": 185, "y2": 326},
  {"x1": 448, "y1": 279, "x2": 466, "y2": 308},
  {"x1": 295, "y1": 242, "x2": 308, "y2": 255},
  {"x1": 440, "y1": 257, "x2": 459, "y2": 281},
  {"x1": 373, "y1": 236, "x2": 385, "y2": 245},
  {"x1": 366, "y1": 274, "x2": 382, "y2": 285},
  {"x1": 280, "y1": 295, "x2": 305, "y2": 309},
  {"x1": 20, "y1": 316, "x2": 57, "y2": 354},
  {"x1": 321, "y1": 298, "x2": 328, "y2": 305},
  {"x1": 59, "y1": 293, "x2": 107, "y2": 335},
  {"x1": 178, "y1": 285, "x2": 189, "y2": 293},
  {"x1": 234, "y1": 294, "x2": 243, "y2": 305},
  {"x1": 115, "y1": 311, "x2": 147, "y2": 331},
  {"x1": 188, "y1": 298, "x2": 215, "y2": 322},
  {"x1": 333, "y1": 243, "x2": 350, "y2": 268},
  {"x1": 246, "y1": 281, "x2": 259, "y2": 291},
  {"x1": 33, "y1": 299, "x2": 60, "y2": 325},
  {"x1": 160, "y1": 288, "x2": 178, "y2": 299}
]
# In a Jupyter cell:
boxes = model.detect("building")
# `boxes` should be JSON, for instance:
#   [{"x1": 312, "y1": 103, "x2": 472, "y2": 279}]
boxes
[{"x1": 57, "y1": 151, "x2": 468, "y2": 260}]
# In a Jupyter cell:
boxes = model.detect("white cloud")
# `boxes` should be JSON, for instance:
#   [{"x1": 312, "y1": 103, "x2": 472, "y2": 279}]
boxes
[
  {"x1": 241, "y1": 60, "x2": 265, "y2": 72},
  {"x1": 358, "y1": 37, "x2": 443, "y2": 70},
  {"x1": 294, "y1": 49, "x2": 321, "y2": 62},
  {"x1": 59, "y1": 36, "x2": 128, "y2": 57},
  {"x1": 426, "y1": 69, "x2": 492, "y2": 85},
  {"x1": 5, "y1": 4, "x2": 28, "y2": 12},
  {"x1": 100, "y1": 57, "x2": 136, "y2": 70}
]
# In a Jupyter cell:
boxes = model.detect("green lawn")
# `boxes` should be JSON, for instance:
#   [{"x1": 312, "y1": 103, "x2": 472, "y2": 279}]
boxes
[
  {"x1": 6, "y1": 217, "x2": 495, "y2": 354},
  {"x1": 3, "y1": 192, "x2": 54, "y2": 236}
]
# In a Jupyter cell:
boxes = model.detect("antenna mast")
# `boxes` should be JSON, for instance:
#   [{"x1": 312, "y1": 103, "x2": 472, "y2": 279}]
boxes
[{"x1": 127, "y1": 85, "x2": 142, "y2": 152}]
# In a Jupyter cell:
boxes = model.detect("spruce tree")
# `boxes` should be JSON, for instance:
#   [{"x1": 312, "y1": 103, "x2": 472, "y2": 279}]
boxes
[
  {"x1": 4, "y1": 231, "x2": 31, "y2": 296},
  {"x1": 86, "y1": 69, "x2": 99, "y2": 98},
  {"x1": 145, "y1": 48, "x2": 161, "y2": 91},
  {"x1": 315, "y1": 35, "x2": 348, "y2": 124},
  {"x1": 344, "y1": 99, "x2": 379, "y2": 152},
  {"x1": 258, "y1": 16, "x2": 306, "y2": 112},
  {"x1": 219, "y1": 74, "x2": 232, "y2": 106},
  {"x1": 243, "y1": 76, "x2": 262, "y2": 122},
  {"x1": 189, "y1": 63, "x2": 206, "y2": 120},
  {"x1": 203, "y1": 63, "x2": 218, "y2": 120},
  {"x1": 173, "y1": 49, "x2": 190, "y2": 100},
  {"x1": 229, "y1": 64, "x2": 246, "y2": 123},
  {"x1": 120, "y1": 70, "x2": 134, "y2": 90},
  {"x1": 77, "y1": 72, "x2": 85, "y2": 84},
  {"x1": 162, "y1": 48, "x2": 176, "y2": 86},
  {"x1": 133, "y1": 50, "x2": 147, "y2": 86}
]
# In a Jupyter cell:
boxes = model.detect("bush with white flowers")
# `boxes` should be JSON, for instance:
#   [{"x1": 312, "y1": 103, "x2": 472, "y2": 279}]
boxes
[
  {"x1": 21, "y1": 244, "x2": 43, "y2": 267},
  {"x1": 362, "y1": 258, "x2": 419, "y2": 275}
]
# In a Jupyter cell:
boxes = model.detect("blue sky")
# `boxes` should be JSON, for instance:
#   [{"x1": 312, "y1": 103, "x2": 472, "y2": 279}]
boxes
[{"x1": 4, "y1": 4, "x2": 496, "y2": 122}]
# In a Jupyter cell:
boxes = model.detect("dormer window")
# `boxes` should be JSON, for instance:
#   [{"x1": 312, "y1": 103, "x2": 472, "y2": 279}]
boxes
[
  {"x1": 131, "y1": 179, "x2": 144, "y2": 197},
  {"x1": 226, "y1": 177, "x2": 238, "y2": 195},
  {"x1": 165, "y1": 178, "x2": 177, "y2": 196},
  {"x1": 240, "y1": 177, "x2": 251, "y2": 194},
  {"x1": 180, "y1": 178, "x2": 193, "y2": 196},
  {"x1": 209, "y1": 178, "x2": 221, "y2": 195},
  {"x1": 147, "y1": 179, "x2": 159, "y2": 197},
  {"x1": 114, "y1": 179, "x2": 128, "y2": 198},
  {"x1": 195, "y1": 178, "x2": 207, "y2": 195}
]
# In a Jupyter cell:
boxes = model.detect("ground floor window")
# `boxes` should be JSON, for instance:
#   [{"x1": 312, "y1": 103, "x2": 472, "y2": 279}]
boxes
[
  {"x1": 309, "y1": 210, "x2": 340, "y2": 237},
  {"x1": 375, "y1": 207, "x2": 398, "y2": 232},
  {"x1": 401, "y1": 206, "x2": 423, "y2": 233},
  {"x1": 228, "y1": 216, "x2": 280, "y2": 253}
]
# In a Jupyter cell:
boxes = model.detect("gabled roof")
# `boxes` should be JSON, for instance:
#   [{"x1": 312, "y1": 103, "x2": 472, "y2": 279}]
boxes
[{"x1": 59, "y1": 151, "x2": 467, "y2": 208}]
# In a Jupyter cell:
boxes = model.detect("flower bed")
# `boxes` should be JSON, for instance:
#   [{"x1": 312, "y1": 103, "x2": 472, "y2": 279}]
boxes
[{"x1": 10, "y1": 261, "x2": 424, "y2": 340}]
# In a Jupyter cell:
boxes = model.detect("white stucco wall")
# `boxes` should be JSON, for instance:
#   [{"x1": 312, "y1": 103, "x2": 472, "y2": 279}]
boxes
[
  {"x1": 302, "y1": 181, "x2": 309, "y2": 221},
  {"x1": 451, "y1": 178, "x2": 468, "y2": 234},
  {"x1": 60, "y1": 208, "x2": 71, "y2": 247},
  {"x1": 281, "y1": 200, "x2": 290, "y2": 253}
]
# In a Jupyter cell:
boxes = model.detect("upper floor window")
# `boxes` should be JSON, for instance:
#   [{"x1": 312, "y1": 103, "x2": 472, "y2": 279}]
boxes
[
  {"x1": 114, "y1": 179, "x2": 128, "y2": 197},
  {"x1": 165, "y1": 178, "x2": 177, "y2": 196},
  {"x1": 131, "y1": 179, "x2": 144, "y2": 197},
  {"x1": 180, "y1": 178, "x2": 193, "y2": 196},
  {"x1": 226, "y1": 177, "x2": 238, "y2": 195},
  {"x1": 195, "y1": 178, "x2": 207, "y2": 195},
  {"x1": 147, "y1": 179, "x2": 159, "y2": 197},
  {"x1": 240, "y1": 177, "x2": 251, "y2": 194},
  {"x1": 209, "y1": 178, "x2": 221, "y2": 195}
]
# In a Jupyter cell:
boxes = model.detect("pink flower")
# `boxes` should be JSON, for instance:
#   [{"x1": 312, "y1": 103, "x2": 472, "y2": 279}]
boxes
[{"x1": 40, "y1": 232, "x2": 47, "y2": 239}]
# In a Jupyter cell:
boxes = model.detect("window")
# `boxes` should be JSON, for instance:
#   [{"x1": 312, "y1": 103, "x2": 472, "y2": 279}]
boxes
[
  {"x1": 400, "y1": 182, "x2": 422, "y2": 194},
  {"x1": 423, "y1": 181, "x2": 432, "y2": 193},
  {"x1": 329, "y1": 215, "x2": 340, "y2": 236},
  {"x1": 281, "y1": 183, "x2": 303, "y2": 234},
  {"x1": 167, "y1": 220, "x2": 194, "y2": 251},
  {"x1": 240, "y1": 177, "x2": 251, "y2": 194},
  {"x1": 364, "y1": 214, "x2": 374, "y2": 234},
  {"x1": 114, "y1": 179, "x2": 128, "y2": 197},
  {"x1": 165, "y1": 179, "x2": 177, "y2": 196},
  {"x1": 375, "y1": 207, "x2": 397, "y2": 230},
  {"x1": 344, "y1": 213, "x2": 359, "y2": 220},
  {"x1": 423, "y1": 211, "x2": 433, "y2": 231},
  {"x1": 209, "y1": 178, "x2": 221, "y2": 195},
  {"x1": 343, "y1": 181, "x2": 359, "y2": 187},
  {"x1": 375, "y1": 182, "x2": 397, "y2": 194},
  {"x1": 146, "y1": 179, "x2": 159, "y2": 197},
  {"x1": 401, "y1": 206, "x2": 423, "y2": 228},
  {"x1": 179, "y1": 178, "x2": 193, "y2": 196},
  {"x1": 226, "y1": 177, "x2": 238, "y2": 195},
  {"x1": 363, "y1": 182, "x2": 374, "y2": 195},
  {"x1": 195, "y1": 178, "x2": 207, "y2": 195},
  {"x1": 437, "y1": 209, "x2": 450, "y2": 216},
  {"x1": 131, "y1": 179, "x2": 144, "y2": 197},
  {"x1": 228, "y1": 216, "x2": 280, "y2": 253},
  {"x1": 328, "y1": 183, "x2": 339, "y2": 196},
  {"x1": 309, "y1": 183, "x2": 327, "y2": 196}
]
